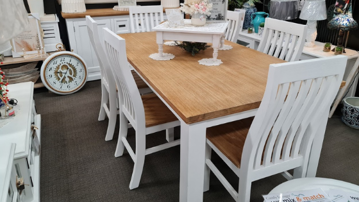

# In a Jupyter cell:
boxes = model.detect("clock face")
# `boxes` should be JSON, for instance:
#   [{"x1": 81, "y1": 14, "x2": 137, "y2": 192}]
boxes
[{"x1": 41, "y1": 52, "x2": 87, "y2": 94}]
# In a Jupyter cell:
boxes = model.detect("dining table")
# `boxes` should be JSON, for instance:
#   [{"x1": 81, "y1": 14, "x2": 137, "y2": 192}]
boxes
[{"x1": 118, "y1": 31, "x2": 324, "y2": 202}]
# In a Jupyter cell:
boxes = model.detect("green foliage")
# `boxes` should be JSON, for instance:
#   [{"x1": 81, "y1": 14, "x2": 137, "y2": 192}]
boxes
[
  {"x1": 336, "y1": 46, "x2": 343, "y2": 51},
  {"x1": 324, "y1": 43, "x2": 331, "y2": 48},
  {"x1": 259, "y1": 22, "x2": 265, "y2": 27},
  {"x1": 175, "y1": 41, "x2": 210, "y2": 56}
]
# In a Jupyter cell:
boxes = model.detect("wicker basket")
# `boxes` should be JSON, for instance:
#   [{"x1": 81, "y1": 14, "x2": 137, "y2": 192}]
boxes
[
  {"x1": 62, "y1": 0, "x2": 86, "y2": 13},
  {"x1": 161, "y1": 0, "x2": 179, "y2": 8}
]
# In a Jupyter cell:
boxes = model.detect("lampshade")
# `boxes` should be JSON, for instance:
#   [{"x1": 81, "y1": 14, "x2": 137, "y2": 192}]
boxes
[
  {"x1": 0, "y1": 0, "x2": 29, "y2": 44},
  {"x1": 0, "y1": 41, "x2": 12, "y2": 54},
  {"x1": 327, "y1": 14, "x2": 358, "y2": 31},
  {"x1": 299, "y1": 0, "x2": 327, "y2": 20}
]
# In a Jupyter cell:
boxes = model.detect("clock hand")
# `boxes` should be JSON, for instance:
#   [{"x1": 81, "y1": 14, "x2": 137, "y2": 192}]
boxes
[{"x1": 61, "y1": 69, "x2": 69, "y2": 83}]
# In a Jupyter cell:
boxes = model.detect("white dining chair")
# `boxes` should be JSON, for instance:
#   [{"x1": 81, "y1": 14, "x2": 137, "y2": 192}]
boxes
[
  {"x1": 257, "y1": 18, "x2": 307, "y2": 62},
  {"x1": 225, "y1": 10, "x2": 245, "y2": 43},
  {"x1": 129, "y1": 6, "x2": 164, "y2": 33},
  {"x1": 204, "y1": 56, "x2": 347, "y2": 202},
  {"x1": 86, "y1": 16, "x2": 151, "y2": 141},
  {"x1": 102, "y1": 27, "x2": 180, "y2": 190}
]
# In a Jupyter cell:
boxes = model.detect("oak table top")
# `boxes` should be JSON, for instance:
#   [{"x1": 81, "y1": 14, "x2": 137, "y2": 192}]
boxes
[{"x1": 120, "y1": 32, "x2": 285, "y2": 124}]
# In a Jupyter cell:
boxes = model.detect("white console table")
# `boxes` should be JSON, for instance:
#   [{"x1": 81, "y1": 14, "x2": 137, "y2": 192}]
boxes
[
  {"x1": 0, "y1": 82, "x2": 41, "y2": 202},
  {"x1": 237, "y1": 31, "x2": 359, "y2": 97}
]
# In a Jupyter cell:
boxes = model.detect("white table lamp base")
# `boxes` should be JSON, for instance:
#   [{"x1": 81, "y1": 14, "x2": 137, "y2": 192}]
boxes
[{"x1": 305, "y1": 20, "x2": 318, "y2": 48}]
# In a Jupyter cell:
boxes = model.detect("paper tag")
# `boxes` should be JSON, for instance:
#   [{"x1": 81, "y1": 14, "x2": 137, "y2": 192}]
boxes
[
  {"x1": 32, "y1": 126, "x2": 40, "y2": 156},
  {"x1": 263, "y1": 189, "x2": 331, "y2": 202}
]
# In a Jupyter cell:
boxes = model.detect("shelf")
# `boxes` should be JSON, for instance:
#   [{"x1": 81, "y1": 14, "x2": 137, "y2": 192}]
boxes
[
  {"x1": 0, "y1": 54, "x2": 49, "y2": 66},
  {"x1": 34, "y1": 82, "x2": 45, "y2": 89}
]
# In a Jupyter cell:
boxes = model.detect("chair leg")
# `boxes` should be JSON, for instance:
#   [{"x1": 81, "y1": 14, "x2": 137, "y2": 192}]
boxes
[
  {"x1": 98, "y1": 83, "x2": 108, "y2": 121},
  {"x1": 115, "y1": 112, "x2": 128, "y2": 157},
  {"x1": 203, "y1": 143, "x2": 212, "y2": 192},
  {"x1": 237, "y1": 177, "x2": 252, "y2": 202},
  {"x1": 166, "y1": 128, "x2": 174, "y2": 142},
  {"x1": 104, "y1": 89, "x2": 117, "y2": 141},
  {"x1": 293, "y1": 166, "x2": 306, "y2": 179},
  {"x1": 129, "y1": 130, "x2": 146, "y2": 190}
]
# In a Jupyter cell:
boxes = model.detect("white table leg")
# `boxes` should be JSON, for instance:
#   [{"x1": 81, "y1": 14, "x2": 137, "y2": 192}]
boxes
[
  {"x1": 212, "y1": 35, "x2": 222, "y2": 60},
  {"x1": 158, "y1": 43, "x2": 164, "y2": 57},
  {"x1": 220, "y1": 35, "x2": 225, "y2": 49},
  {"x1": 180, "y1": 121, "x2": 207, "y2": 202}
]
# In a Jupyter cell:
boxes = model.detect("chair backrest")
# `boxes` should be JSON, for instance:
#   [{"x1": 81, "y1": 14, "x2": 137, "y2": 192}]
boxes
[
  {"x1": 129, "y1": 6, "x2": 164, "y2": 33},
  {"x1": 257, "y1": 18, "x2": 307, "y2": 62},
  {"x1": 225, "y1": 10, "x2": 245, "y2": 43},
  {"x1": 102, "y1": 27, "x2": 146, "y2": 129},
  {"x1": 85, "y1": 16, "x2": 115, "y2": 88},
  {"x1": 242, "y1": 56, "x2": 347, "y2": 177}
]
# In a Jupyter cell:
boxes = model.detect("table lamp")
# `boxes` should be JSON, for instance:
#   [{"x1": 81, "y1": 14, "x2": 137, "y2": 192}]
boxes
[
  {"x1": 299, "y1": 0, "x2": 327, "y2": 47},
  {"x1": 327, "y1": 14, "x2": 358, "y2": 53}
]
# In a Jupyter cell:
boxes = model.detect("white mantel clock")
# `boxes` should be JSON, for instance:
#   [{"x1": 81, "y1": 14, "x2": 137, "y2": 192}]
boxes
[{"x1": 40, "y1": 51, "x2": 88, "y2": 95}]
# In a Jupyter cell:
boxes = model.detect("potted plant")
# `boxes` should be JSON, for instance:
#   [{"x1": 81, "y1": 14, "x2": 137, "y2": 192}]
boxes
[
  {"x1": 175, "y1": 41, "x2": 210, "y2": 56},
  {"x1": 258, "y1": 22, "x2": 265, "y2": 35},
  {"x1": 248, "y1": 27, "x2": 254, "y2": 34},
  {"x1": 335, "y1": 46, "x2": 343, "y2": 55},
  {"x1": 323, "y1": 43, "x2": 331, "y2": 52}
]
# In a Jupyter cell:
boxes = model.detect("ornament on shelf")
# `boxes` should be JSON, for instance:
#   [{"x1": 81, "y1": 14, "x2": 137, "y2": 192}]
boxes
[
  {"x1": 0, "y1": 68, "x2": 16, "y2": 118},
  {"x1": 0, "y1": 68, "x2": 9, "y2": 108}
]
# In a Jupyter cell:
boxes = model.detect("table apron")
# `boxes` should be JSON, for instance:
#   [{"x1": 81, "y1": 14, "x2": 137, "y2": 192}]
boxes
[{"x1": 157, "y1": 31, "x2": 223, "y2": 46}]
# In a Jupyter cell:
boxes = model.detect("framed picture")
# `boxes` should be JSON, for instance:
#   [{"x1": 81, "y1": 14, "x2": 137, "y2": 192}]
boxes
[
  {"x1": 11, "y1": 14, "x2": 45, "y2": 58},
  {"x1": 166, "y1": 9, "x2": 185, "y2": 28},
  {"x1": 206, "y1": 0, "x2": 228, "y2": 21}
]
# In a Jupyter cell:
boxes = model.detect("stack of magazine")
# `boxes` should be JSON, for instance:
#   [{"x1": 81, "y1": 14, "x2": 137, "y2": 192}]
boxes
[{"x1": 263, "y1": 188, "x2": 359, "y2": 202}]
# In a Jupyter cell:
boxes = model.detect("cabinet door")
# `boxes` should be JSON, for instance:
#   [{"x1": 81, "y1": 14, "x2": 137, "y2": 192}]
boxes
[{"x1": 73, "y1": 19, "x2": 111, "y2": 70}]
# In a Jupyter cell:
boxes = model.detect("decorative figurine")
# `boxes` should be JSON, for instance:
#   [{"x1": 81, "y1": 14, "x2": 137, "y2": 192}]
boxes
[
  {"x1": 9, "y1": 98, "x2": 18, "y2": 106},
  {"x1": 323, "y1": 43, "x2": 331, "y2": 52}
]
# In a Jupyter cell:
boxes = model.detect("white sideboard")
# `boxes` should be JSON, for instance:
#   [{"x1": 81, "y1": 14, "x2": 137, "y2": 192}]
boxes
[
  {"x1": 62, "y1": 8, "x2": 167, "y2": 81},
  {"x1": 0, "y1": 82, "x2": 41, "y2": 202},
  {"x1": 0, "y1": 143, "x2": 17, "y2": 202},
  {"x1": 237, "y1": 30, "x2": 359, "y2": 97}
]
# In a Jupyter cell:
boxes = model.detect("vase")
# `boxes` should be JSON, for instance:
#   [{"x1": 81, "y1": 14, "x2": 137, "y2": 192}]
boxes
[
  {"x1": 242, "y1": 2, "x2": 257, "y2": 30},
  {"x1": 251, "y1": 12, "x2": 268, "y2": 33},
  {"x1": 191, "y1": 13, "x2": 206, "y2": 26}
]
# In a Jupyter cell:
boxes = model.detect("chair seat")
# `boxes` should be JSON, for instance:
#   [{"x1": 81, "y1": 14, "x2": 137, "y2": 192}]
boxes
[
  {"x1": 132, "y1": 71, "x2": 149, "y2": 89},
  {"x1": 142, "y1": 93, "x2": 178, "y2": 127},
  {"x1": 207, "y1": 117, "x2": 254, "y2": 168}
]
